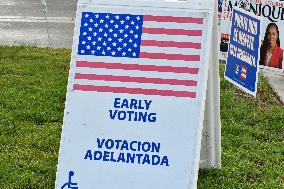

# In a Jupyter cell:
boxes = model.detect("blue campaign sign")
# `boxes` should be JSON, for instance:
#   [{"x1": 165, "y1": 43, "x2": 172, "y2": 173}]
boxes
[{"x1": 224, "y1": 7, "x2": 262, "y2": 96}]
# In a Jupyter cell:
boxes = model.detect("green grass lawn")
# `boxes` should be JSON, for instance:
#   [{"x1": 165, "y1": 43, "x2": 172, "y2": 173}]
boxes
[{"x1": 0, "y1": 46, "x2": 283, "y2": 189}]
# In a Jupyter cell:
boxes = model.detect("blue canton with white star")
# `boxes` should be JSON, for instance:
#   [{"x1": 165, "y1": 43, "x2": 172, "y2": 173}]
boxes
[{"x1": 78, "y1": 12, "x2": 144, "y2": 58}]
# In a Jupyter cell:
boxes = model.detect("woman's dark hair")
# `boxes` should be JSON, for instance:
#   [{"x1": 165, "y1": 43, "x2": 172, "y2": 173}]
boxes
[{"x1": 259, "y1": 23, "x2": 280, "y2": 65}]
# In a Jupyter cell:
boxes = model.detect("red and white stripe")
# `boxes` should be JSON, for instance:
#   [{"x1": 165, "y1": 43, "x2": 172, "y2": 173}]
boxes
[
  {"x1": 140, "y1": 15, "x2": 203, "y2": 61},
  {"x1": 73, "y1": 13, "x2": 204, "y2": 98}
]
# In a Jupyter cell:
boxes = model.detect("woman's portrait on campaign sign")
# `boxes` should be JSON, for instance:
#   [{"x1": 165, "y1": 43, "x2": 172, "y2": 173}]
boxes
[{"x1": 259, "y1": 23, "x2": 283, "y2": 71}]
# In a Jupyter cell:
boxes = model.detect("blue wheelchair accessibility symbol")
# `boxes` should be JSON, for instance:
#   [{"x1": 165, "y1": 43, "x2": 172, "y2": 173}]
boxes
[{"x1": 61, "y1": 171, "x2": 78, "y2": 189}]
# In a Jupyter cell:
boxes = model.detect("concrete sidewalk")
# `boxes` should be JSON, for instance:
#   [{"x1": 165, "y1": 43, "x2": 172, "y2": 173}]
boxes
[
  {"x1": 0, "y1": 0, "x2": 284, "y2": 104},
  {"x1": 262, "y1": 71, "x2": 284, "y2": 104}
]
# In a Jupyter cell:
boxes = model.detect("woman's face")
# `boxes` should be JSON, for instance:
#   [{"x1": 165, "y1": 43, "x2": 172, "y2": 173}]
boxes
[{"x1": 267, "y1": 26, "x2": 278, "y2": 48}]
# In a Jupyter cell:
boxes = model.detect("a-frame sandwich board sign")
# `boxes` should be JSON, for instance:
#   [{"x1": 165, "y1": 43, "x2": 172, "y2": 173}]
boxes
[
  {"x1": 200, "y1": 0, "x2": 221, "y2": 169},
  {"x1": 55, "y1": 0, "x2": 220, "y2": 188}
]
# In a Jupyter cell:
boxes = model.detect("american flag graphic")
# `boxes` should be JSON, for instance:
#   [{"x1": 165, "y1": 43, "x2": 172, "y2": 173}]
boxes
[
  {"x1": 240, "y1": 66, "x2": 247, "y2": 80},
  {"x1": 73, "y1": 12, "x2": 204, "y2": 98}
]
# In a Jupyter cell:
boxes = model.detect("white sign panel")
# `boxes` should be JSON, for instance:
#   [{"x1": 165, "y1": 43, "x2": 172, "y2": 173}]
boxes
[{"x1": 56, "y1": 1, "x2": 213, "y2": 189}]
